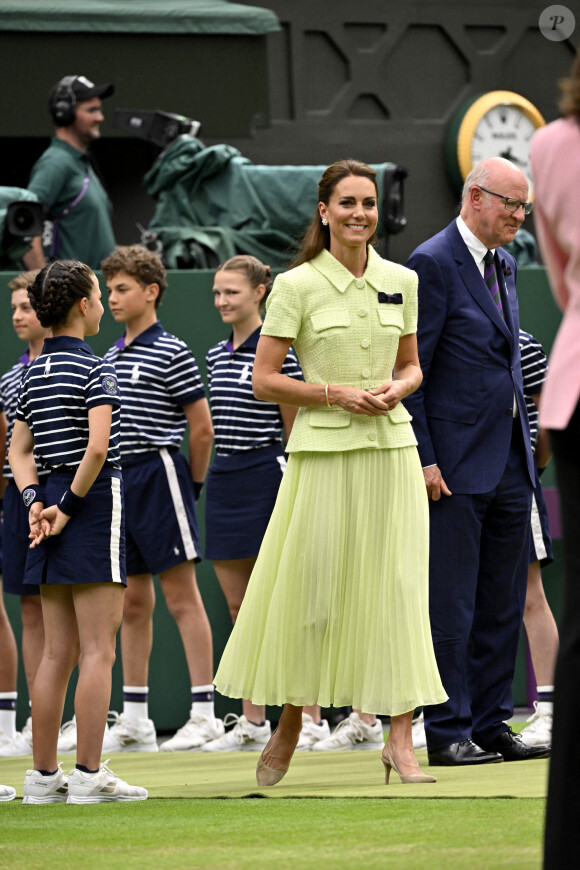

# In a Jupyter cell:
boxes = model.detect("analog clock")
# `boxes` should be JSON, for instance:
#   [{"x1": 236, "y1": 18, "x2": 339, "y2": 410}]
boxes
[{"x1": 445, "y1": 90, "x2": 545, "y2": 196}]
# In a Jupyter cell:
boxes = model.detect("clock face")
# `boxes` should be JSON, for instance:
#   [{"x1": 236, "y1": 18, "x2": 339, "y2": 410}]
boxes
[
  {"x1": 447, "y1": 91, "x2": 546, "y2": 198},
  {"x1": 470, "y1": 104, "x2": 538, "y2": 192}
]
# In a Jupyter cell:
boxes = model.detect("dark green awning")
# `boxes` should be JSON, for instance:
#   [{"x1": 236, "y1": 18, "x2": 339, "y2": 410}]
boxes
[{"x1": 0, "y1": 0, "x2": 280, "y2": 35}]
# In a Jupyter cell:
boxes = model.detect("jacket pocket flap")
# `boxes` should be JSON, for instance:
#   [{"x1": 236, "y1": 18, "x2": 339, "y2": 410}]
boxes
[
  {"x1": 426, "y1": 399, "x2": 477, "y2": 424},
  {"x1": 388, "y1": 402, "x2": 412, "y2": 424},
  {"x1": 310, "y1": 309, "x2": 351, "y2": 332},
  {"x1": 308, "y1": 408, "x2": 352, "y2": 428},
  {"x1": 377, "y1": 308, "x2": 404, "y2": 329}
]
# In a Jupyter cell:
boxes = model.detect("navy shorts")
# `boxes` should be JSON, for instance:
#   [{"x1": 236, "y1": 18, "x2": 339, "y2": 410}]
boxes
[
  {"x1": 24, "y1": 469, "x2": 126, "y2": 587},
  {"x1": 2, "y1": 480, "x2": 41, "y2": 595},
  {"x1": 205, "y1": 445, "x2": 286, "y2": 560},
  {"x1": 123, "y1": 448, "x2": 201, "y2": 575},
  {"x1": 529, "y1": 466, "x2": 553, "y2": 567}
]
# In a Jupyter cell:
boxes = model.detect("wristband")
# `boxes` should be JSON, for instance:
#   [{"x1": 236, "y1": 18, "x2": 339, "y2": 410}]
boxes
[
  {"x1": 22, "y1": 485, "x2": 46, "y2": 509},
  {"x1": 59, "y1": 489, "x2": 85, "y2": 517},
  {"x1": 193, "y1": 481, "x2": 204, "y2": 501}
]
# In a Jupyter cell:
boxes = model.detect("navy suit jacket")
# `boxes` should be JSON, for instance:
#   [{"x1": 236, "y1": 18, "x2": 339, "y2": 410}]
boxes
[{"x1": 404, "y1": 220, "x2": 535, "y2": 494}]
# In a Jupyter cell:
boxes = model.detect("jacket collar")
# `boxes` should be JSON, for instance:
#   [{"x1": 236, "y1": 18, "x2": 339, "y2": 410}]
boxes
[
  {"x1": 310, "y1": 246, "x2": 385, "y2": 293},
  {"x1": 445, "y1": 221, "x2": 515, "y2": 348}
]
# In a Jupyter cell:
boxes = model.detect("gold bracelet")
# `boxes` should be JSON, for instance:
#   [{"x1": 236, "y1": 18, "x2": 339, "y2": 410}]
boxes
[{"x1": 325, "y1": 384, "x2": 332, "y2": 408}]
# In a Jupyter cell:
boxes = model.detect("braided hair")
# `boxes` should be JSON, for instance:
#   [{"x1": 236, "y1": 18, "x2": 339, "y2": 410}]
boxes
[{"x1": 28, "y1": 260, "x2": 95, "y2": 328}]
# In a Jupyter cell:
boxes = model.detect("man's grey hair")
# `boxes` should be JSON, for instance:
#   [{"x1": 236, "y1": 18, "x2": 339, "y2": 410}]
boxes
[{"x1": 461, "y1": 163, "x2": 491, "y2": 206}]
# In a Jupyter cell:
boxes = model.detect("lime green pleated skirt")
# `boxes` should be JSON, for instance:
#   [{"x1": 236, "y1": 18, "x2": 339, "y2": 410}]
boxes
[{"x1": 214, "y1": 447, "x2": 447, "y2": 716}]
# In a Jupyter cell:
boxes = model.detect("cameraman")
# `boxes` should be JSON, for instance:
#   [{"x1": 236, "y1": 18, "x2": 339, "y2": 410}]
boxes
[{"x1": 23, "y1": 75, "x2": 116, "y2": 269}]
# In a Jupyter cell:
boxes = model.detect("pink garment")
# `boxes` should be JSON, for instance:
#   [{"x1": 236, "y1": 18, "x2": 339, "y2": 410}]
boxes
[{"x1": 531, "y1": 117, "x2": 580, "y2": 429}]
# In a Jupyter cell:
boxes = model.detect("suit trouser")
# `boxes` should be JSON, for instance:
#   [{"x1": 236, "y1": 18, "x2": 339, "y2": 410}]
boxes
[
  {"x1": 424, "y1": 420, "x2": 532, "y2": 751},
  {"x1": 544, "y1": 401, "x2": 580, "y2": 870}
]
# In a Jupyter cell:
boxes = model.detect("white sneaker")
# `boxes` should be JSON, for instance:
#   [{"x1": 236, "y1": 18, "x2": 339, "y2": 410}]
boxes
[
  {"x1": 201, "y1": 714, "x2": 271, "y2": 752},
  {"x1": 0, "y1": 784, "x2": 16, "y2": 801},
  {"x1": 160, "y1": 713, "x2": 225, "y2": 751},
  {"x1": 101, "y1": 712, "x2": 159, "y2": 753},
  {"x1": 67, "y1": 760, "x2": 147, "y2": 803},
  {"x1": 311, "y1": 712, "x2": 384, "y2": 751},
  {"x1": 296, "y1": 713, "x2": 331, "y2": 750},
  {"x1": 411, "y1": 712, "x2": 427, "y2": 750},
  {"x1": 519, "y1": 702, "x2": 553, "y2": 746},
  {"x1": 0, "y1": 724, "x2": 33, "y2": 757},
  {"x1": 57, "y1": 717, "x2": 78, "y2": 754},
  {"x1": 57, "y1": 712, "x2": 116, "y2": 754},
  {"x1": 22, "y1": 764, "x2": 68, "y2": 804}
]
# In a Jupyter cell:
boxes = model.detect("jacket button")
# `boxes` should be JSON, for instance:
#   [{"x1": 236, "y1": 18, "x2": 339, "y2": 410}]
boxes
[
  {"x1": 361, "y1": 339, "x2": 370, "y2": 348},
  {"x1": 368, "y1": 432, "x2": 377, "y2": 441},
  {"x1": 505, "y1": 408, "x2": 512, "y2": 415},
  {"x1": 355, "y1": 279, "x2": 365, "y2": 289},
  {"x1": 362, "y1": 368, "x2": 371, "y2": 378},
  {"x1": 358, "y1": 308, "x2": 367, "y2": 317}
]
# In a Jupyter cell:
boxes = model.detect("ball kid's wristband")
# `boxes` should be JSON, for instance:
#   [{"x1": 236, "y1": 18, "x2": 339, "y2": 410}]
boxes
[
  {"x1": 22, "y1": 484, "x2": 46, "y2": 508},
  {"x1": 59, "y1": 489, "x2": 85, "y2": 517}
]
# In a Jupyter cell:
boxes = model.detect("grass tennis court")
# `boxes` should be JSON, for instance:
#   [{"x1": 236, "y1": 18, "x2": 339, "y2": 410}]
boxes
[{"x1": 0, "y1": 749, "x2": 547, "y2": 869}]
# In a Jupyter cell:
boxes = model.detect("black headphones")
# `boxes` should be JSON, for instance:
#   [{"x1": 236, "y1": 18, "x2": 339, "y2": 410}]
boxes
[{"x1": 49, "y1": 76, "x2": 79, "y2": 127}]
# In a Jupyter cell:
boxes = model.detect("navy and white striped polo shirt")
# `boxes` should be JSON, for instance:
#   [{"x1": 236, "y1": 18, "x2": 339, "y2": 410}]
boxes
[
  {"x1": 104, "y1": 321, "x2": 206, "y2": 461},
  {"x1": 519, "y1": 329, "x2": 548, "y2": 452},
  {"x1": 16, "y1": 336, "x2": 122, "y2": 470},
  {"x1": 206, "y1": 325, "x2": 303, "y2": 457},
  {"x1": 0, "y1": 352, "x2": 49, "y2": 480}
]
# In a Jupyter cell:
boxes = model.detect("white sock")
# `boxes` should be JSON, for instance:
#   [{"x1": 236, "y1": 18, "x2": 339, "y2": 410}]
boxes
[
  {"x1": 123, "y1": 685, "x2": 149, "y2": 721},
  {"x1": 0, "y1": 692, "x2": 18, "y2": 739},
  {"x1": 191, "y1": 684, "x2": 215, "y2": 719},
  {"x1": 536, "y1": 686, "x2": 554, "y2": 713}
]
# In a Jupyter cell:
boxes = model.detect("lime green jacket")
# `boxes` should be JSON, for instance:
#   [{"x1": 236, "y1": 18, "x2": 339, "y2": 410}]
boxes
[{"x1": 262, "y1": 247, "x2": 419, "y2": 453}]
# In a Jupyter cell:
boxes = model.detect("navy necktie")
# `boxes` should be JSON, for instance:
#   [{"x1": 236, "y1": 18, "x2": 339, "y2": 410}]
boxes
[{"x1": 483, "y1": 251, "x2": 504, "y2": 318}]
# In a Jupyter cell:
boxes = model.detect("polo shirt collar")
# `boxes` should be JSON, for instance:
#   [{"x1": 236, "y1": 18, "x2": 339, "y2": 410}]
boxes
[
  {"x1": 51, "y1": 137, "x2": 90, "y2": 164},
  {"x1": 19, "y1": 351, "x2": 30, "y2": 366},
  {"x1": 225, "y1": 325, "x2": 261, "y2": 353},
  {"x1": 310, "y1": 246, "x2": 385, "y2": 292},
  {"x1": 41, "y1": 335, "x2": 94, "y2": 354},
  {"x1": 115, "y1": 320, "x2": 164, "y2": 350}
]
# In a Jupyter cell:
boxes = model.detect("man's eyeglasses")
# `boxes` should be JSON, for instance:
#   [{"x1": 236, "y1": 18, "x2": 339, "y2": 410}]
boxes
[{"x1": 477, "y1": 186, "x2": 533, "y2": 216}]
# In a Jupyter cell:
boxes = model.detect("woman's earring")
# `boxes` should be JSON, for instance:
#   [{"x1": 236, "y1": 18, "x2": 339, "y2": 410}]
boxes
[{"x1": 321, "y1": 218, "x2": 328, "y2": 226}]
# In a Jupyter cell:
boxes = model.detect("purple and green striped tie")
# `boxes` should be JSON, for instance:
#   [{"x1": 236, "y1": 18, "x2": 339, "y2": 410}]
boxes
[{"x1": 483, "y1": 250, "x2": 504, "y2": 318}]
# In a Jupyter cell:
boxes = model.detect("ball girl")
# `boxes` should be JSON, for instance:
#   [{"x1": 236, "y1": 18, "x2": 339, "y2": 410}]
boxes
[
  {"x1": 9, "y1": 260, "x2": 146, "y2": 803},
  {"x1": 203, "y1": 255, "x2": 328, "y2": 752}
]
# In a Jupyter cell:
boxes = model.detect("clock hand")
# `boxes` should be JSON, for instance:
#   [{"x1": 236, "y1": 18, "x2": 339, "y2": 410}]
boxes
[{"x1": 499, "y1": 147, "x2": 526, "y2": 168}]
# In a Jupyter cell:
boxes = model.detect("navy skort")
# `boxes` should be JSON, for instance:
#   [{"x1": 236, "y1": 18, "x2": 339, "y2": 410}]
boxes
[
  {"x1": 24, "y1": 468, "x2": 126, "y2": 586},
  {"x1": 529, "y1": 466, "x2": 553, "y2": 567},
  {"x1": 205, "y1": 444, "x2": 286, "y2": 560},
  {"x1": 1, "y1": 479, "x2": 43, "y2": 595}
]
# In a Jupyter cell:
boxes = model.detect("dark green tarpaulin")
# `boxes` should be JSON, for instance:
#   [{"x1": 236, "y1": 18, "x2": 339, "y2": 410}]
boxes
[
  {"x1": 0, "y1": 0, "x2": 280, "y2": 35},
  {"x1": 144, "y1": 137, "x2": 402, "y2": 269}
]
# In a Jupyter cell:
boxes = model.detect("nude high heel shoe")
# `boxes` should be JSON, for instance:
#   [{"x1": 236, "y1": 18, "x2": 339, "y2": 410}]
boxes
[
  {"x1": 381, "y1": 744, "x2": 437, "y2": 784},
  {"x1": 256, "y1": 755, "x2": 288, "y2": 787}
]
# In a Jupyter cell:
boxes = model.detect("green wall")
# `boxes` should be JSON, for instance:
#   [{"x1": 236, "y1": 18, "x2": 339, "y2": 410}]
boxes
[{"x1": 0, "y1": 267, "x2": 564, "y2": 729}]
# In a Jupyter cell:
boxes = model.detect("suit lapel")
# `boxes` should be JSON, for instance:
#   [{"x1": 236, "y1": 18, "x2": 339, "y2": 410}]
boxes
[{"x1": 446, "y1": 223, "x2": 513, "y2": 346}]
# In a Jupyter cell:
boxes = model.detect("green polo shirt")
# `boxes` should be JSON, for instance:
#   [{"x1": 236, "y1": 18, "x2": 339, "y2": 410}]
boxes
[{"x1": 28, "y1": 138, "x2": 115, "y2": 268}]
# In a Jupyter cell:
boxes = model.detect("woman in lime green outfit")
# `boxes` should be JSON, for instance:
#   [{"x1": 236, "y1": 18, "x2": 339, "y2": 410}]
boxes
[{"x1": 214, "y1": 159, "x2": 447, "y2": 786}]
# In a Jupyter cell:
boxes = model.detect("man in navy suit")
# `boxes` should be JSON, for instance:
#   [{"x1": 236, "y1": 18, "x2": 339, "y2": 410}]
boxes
[{"x1": 405, "y1": 157, "x2": 550, "y2": 765}]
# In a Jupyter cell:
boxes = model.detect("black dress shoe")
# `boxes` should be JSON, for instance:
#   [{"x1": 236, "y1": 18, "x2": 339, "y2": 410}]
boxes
[
  {"x1": 428, "y1": 738, "x2": 503, "y2": 766},
  {"x1": 477, "y1": 728, "x2": 550, "y2": 761}
]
